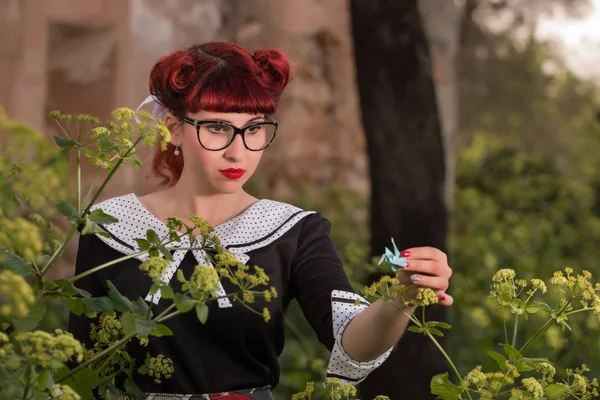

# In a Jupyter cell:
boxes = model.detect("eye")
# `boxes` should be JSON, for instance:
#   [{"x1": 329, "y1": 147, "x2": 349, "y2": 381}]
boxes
[
  {"x1": 246, "y1": 125, "x2": 263, "y2": 134},
  {"x1": 206, "y1": 123, "x2": 228, "y2": 134}
]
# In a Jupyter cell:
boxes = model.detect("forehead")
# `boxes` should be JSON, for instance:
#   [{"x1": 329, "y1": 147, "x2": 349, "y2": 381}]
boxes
[{"x1": 190, "y1": 110, "x2": 264, "y2": 125}]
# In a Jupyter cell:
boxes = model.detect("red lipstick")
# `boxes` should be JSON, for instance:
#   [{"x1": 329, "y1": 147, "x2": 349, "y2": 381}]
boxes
[{"x1": 219, "y1": 168, "x2": 245, "y2": 179}]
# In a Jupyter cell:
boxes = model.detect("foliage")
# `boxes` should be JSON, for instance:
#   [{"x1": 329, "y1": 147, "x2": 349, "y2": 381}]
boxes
[{"x1": 0, "y1": 109, "x2": 275, "y2": 399}]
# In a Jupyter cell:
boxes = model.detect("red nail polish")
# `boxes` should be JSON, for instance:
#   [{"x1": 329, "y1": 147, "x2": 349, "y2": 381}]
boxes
[
  {"x1": 405, "y1": 261, "x2": 410, "y2": 268},
  {"x1": 439, "y1": 295, "x2": 446, "y2": 301},
  {"x1": 401, "y1": 251, "x2": 410, "y2": 257}
]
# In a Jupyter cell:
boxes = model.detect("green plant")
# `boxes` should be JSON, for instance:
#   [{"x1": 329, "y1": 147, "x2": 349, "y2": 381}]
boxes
[{"x1": 0, "y1": 109, "x2": 275, "y2": 399}]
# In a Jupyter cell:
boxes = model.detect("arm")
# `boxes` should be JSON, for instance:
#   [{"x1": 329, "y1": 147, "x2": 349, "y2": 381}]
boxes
[{"x1": 342, "y1": 246, "x2": 453, "y2": 362}]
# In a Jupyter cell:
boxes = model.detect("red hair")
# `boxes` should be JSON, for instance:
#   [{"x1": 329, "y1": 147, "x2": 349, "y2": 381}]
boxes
[{"x1": 148, "y1": 42, "x2": 291, "y2": 185}]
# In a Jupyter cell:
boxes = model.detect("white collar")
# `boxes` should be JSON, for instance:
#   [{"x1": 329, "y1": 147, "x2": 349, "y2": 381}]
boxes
[{"x1": 88, "y1": 193, "x2": 315, "y2": 306}]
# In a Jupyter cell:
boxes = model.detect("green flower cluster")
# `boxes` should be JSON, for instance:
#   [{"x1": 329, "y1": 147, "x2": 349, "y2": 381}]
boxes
[
  {"x1": 0, "y1": 270, "x2": 35, "y2": 318},
  {"x1": 0, "y1": 217, "x2": 43, "y2": 263},
  {"x1": 148, "y1": 354, "x2": 174, "y2": 384},
  {"x1": 1, "y1": 329, "x2": 84, "y2": 371},
  {"x1": 139, "y1": 256, "x2": 170, "y2": 284},
  {"x1": 50, "y1": 384, "x2": 81, "y2": 400}
]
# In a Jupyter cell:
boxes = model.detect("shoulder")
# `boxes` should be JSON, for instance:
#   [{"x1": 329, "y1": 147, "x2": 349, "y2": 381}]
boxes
[{"x1": 216, "y1": 198, "x2": 323, "y2": 252}]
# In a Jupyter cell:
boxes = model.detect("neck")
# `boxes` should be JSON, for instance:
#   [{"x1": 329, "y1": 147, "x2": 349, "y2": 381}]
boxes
[{"x1": 169, "y1": 170, "x2": 246, "y2": 227}]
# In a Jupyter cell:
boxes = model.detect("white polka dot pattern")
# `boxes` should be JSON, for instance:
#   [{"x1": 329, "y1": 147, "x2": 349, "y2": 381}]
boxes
[
  {"x1": 326, "y1": 289, "x2": 393, "y2": 384},
  {"x1": 89, "y1": 194, "x2": 314, "y2": 308}
]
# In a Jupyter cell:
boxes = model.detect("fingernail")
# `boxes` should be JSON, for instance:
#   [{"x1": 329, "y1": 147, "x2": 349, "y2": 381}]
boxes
[
  {"x1": 439, "y1": 295, "x2": 446, "y2": 301},
  {"x1": 410, "y1": 275, "x2": 421, "y2": 282},
  {"x1": 401, "y1": 251, "x2": 410, "y2": 257},
  {"x1": 405, "y1": 261, "x2": 410, "y2": 268}
]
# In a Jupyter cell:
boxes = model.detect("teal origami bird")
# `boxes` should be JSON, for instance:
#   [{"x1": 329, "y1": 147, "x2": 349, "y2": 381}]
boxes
[{"x1": 378, "y1": 238, "x2": 407, "y2": 272}]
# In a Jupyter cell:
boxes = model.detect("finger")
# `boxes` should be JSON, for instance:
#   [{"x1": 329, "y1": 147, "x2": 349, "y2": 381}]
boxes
[
  {"x1": 408, "y1": 274, "x2": 449, "y2": 292},
  {"x1": 435, "y1": 291, "x2": 454, "y2": 306},
  {"x1": 405, "y1": 259, "x2": 451, "y2": 278},
  {"x1": 402, "y1": 246, "x2": 447, "y2": 263}
]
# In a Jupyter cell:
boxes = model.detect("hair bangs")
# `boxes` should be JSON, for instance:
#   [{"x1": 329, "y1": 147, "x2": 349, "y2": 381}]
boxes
[{"x1": 187, "y1": 72, "x2": 277, "y2": 116}]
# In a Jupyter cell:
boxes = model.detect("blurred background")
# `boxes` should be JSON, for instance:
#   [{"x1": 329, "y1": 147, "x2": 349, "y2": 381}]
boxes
[{"x1": 2, "y1": 0, "x2": 600, "y2": 398}]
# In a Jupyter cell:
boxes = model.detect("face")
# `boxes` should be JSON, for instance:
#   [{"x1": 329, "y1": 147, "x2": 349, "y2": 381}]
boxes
[{"x1": 166, "y1": 110, "x2": 268, "y2": 195}]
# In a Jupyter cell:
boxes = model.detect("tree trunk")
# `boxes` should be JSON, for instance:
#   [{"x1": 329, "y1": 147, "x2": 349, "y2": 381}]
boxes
[{"x1": 349, "y1": 1, "x2": 449, "y2": 398}]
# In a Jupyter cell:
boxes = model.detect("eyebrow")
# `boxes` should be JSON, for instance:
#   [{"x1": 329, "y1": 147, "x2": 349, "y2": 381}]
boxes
[{"x1": 209, "y1": 116, "x2": 267, "y2": 125}]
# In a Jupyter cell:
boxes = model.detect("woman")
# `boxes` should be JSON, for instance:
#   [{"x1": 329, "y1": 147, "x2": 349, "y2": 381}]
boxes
[{"x1": 69, "y1": 42, "x2": 453, "y2": 399}]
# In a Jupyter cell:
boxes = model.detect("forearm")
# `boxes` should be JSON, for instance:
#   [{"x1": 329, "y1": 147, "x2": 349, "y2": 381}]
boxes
[{"x1": 341, "y1": 299, "x2": 416, "y2": 362}]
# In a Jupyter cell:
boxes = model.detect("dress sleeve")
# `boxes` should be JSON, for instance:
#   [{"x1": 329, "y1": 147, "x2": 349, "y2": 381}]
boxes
[
  {"x1": 67, "y1": 233, "x2": 109, "y2": 350},
  {"x1": 290, "y1": 214, "x2": 392, "y2": 384}
]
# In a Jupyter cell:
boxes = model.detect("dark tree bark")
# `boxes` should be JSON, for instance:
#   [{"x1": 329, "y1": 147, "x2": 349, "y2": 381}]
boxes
[{"x1": 350, "y1": 1, "x2": 449, "y2": 399}]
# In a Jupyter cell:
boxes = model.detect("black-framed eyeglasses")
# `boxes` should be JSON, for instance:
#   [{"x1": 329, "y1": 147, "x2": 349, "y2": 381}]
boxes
[{"x1": 181, "y1": 117, "x2": 278, "y2": 151}]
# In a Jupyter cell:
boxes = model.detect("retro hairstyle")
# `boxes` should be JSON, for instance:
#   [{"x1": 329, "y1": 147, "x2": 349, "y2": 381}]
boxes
[{"x1": 148, "y1": 42, "x2": 291, "y2": 185}]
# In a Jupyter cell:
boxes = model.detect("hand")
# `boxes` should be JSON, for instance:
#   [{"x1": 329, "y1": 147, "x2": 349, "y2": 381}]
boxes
[{"x1": 396, "y1": 246, "x2": 453, "y2": 306}]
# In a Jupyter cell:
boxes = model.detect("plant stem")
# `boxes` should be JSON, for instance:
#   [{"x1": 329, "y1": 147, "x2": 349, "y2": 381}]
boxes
[
  {"x1": 56, "y1": 332, "x2": 136, "y2": 384},
  {"x1": 96, "y1": 367, "x2": 125, "y2": 388},
  {"x1": 511, "y1": 315, "x2": 519, "y2": 348},
  {"x1": 69, "y1": 251, "x2": 146, "y2": 282},
  {"x1": 40, "y1": 224, "x2": 78, "y2": 275},
  {"x1": 154, "y1": 303, "x2": 176, "y2": 321},
  {"x1": 93, "y1": 354, "x2": 113, "y2": 375},
  {"x1": 503, "y1": 318, "x2": 508, "y2": 344},
  {"x1": 157, "y1": 310, "x2": 181, "y2": 323},
  {"x1": 519, "y1": 298, "x2": 573, "y2": 354},
  {"x1": 83, "y1": 137, "x2": 142, "y2": 216},
  {"x1": 82, "y1": 168, "x2": 101, "y2": 210},
  {"x1": 77, "y1": 148, "x2": 81, "y2": 212},
  {"x1": 564, "y1": 307, "x2": 594, "y2": 317},
  {"x1": 425, "y1": 330, "x2": 473, "y2": 400}
]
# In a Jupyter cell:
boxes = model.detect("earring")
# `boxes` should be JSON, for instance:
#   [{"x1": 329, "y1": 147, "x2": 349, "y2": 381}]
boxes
[{"x1": 174, "y1": 146, "x2": 181, "y2": 156}]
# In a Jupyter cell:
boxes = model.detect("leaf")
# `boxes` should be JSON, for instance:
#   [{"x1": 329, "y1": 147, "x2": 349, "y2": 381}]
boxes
[
  {"x1": 535, "y1": 301, "x2": 552, "y2": 311},
  {"x1": 56, "y1": 200, "x2": 79, "y2": 221},
  {"x1": 37, "y1": 368, "x2": 54, "y2": 391},
  {"x1": 135, "y1": 318, "x2": 158, "y2": 338},
  {"x1": 120, "y1": 312, "x2": 136, "y2": 335},
  {"x1": 81, "y1": 297, "x2": 113, "y2": 312},
  {"x1": 0, "y1": 251, "x2": 33, "y2": 277},
  {"x1": 430, "y1": 373, "x2": 462, "y2": 400},
  {"x1": 88, "y1": 209, "x2": 118, "y2": 225},
  {"x1": 174, "y1": 294, "x2": 196, "y2": 313},
  {"x1": 516, "y1": 360, "x2": 536, "y2": 372},
  {"x1": 97, "y1": 134, "x2": 114, "y2": 151},
  {"x1": 137, "y1": 365, "x2": 149, "y2": 375},
  {"x1": 124, "y1": 378, "x2": 147, "y2": 400},
  {"x1": 11, "y1": 303, "x2": 46, "y2": 331},
  {"x1": 53, "y1": 135, "x2": 76, "y2": 149},
  {"x1": 176, "y1": 269, "x2": 186, "y2": 283},
  {"x1": 133, "y1": 298, "x2": 150, "y2": 316},
  {"x1": 407, "y1": 326, "x2": 426, "y2": 334},
  {"x1": 503, "y1": 344, "x2": 523, "y2": 360},
  {"x1": 146, "y1": 229, "x2": 160, "y2": 244},
  {"x1": 81, "y1": 216, "x2": 110, "y2": 237},
  {"x1": 159, "y1": 245, "x2": 174, "y2": 261},
  {"x1": 196, "y1": 303, "x2": 209, "y2": 324},
  {"x1": 68, "y1": 368, "x2": 102, "y2": 400},
  {"x1": 486, "y1": 350, "x2": 507, "y2": 371},
  {"x1": 54, "y1": 279, "x2": 91, "y2": 298},
  {"x1": 135, "y1": 239, "x2": 150, "y2": 252},
  {"x1": 159, "y1": 285, "x2": 174, "y2": 299},
  {"x1": 545, "y1": 383, "x2": 568, "y2": 399},
  {"x1": 525, "y1": 303, "x2": 539, "y2": 314},
  {"x1": 68, "y1": 298, "x2": 84, "y2": 316},
  {"x1": 151, "y1": 323, "x2": 174, "y2": 337},
  {"x1": 436, "y1": 322, "x2": 452, "y2": 329},
  {"x1": 428, "y1": 328, "x2": 445, "y2": 337},
  {"x1": 106, "y1": 281, "x2": 135, "y2": 313}
]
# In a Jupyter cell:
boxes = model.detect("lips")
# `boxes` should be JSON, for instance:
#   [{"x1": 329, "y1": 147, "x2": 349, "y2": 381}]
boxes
[{"x1": 219, "y1": 168, "x2": 245, "y2": 179}]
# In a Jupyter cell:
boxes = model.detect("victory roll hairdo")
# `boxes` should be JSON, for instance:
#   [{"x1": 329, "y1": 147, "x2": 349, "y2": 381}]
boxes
[{"x1": 147, "y1": 42, "x2": 291, "y2": 185}]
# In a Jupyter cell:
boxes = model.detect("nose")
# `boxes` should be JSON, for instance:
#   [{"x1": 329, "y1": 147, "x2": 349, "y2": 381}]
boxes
[{"x1": 223, "y1": 133, "x2": 246, "y2": 161}]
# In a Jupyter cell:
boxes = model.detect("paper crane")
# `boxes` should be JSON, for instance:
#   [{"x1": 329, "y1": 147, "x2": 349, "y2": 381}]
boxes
[{"x1": 378, "y1": 238, "x2": 407, "y2": 272}]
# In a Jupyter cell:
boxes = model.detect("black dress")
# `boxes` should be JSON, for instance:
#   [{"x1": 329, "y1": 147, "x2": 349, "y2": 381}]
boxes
[{"x1": 68, "y1": 194, "x2": 391, "y2": 396}]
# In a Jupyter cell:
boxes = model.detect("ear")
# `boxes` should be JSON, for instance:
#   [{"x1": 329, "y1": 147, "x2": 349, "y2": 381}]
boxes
[{"x1": 164, "y1": 111, "x2": 183, "y2": 146}]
